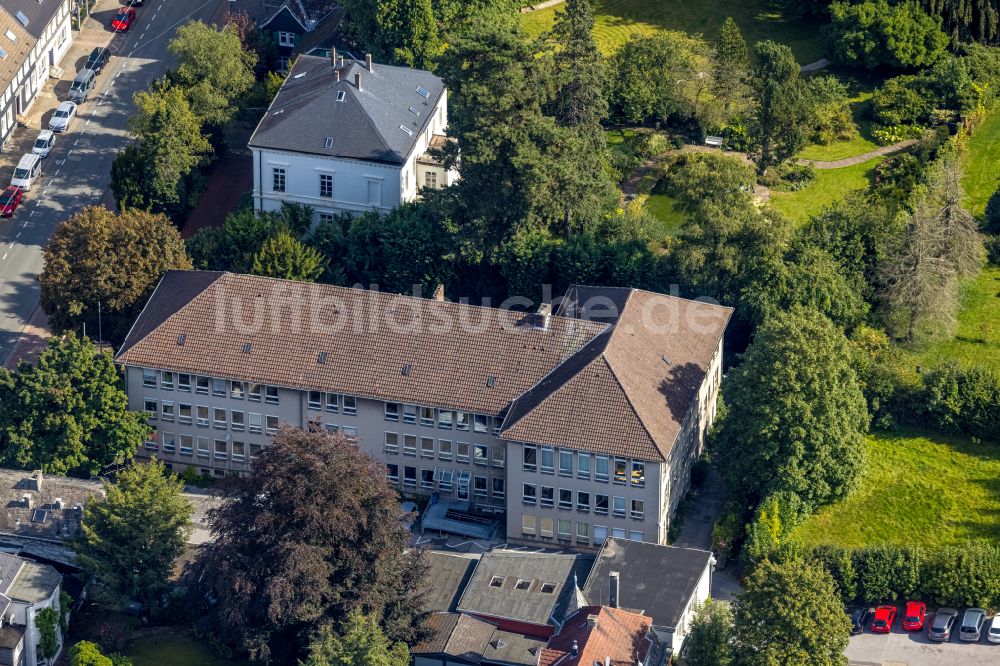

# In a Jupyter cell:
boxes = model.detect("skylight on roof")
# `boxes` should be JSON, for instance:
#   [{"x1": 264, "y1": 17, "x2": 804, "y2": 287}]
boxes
[
  {"x1": 416, "y1": 86, "x2": 430, "y2": 99},
  {"x1": 4, "y1": 29, "x2": 16, "y2": 42},
  {"x1": 15, "y1": 11, "x2": 29, "y2": 27},
  {"x1": 0, "y1": 47, "x2": 7, "y2": 60},
  {"x1": 293, "y1": 72, "x2": 306, "y2": 79},
  {"x1": 408, "y1": 105, "x2": 420, "y2": 116},
  {"x1": 336, "y1": 90, "x2": 346, "y2": 102},
  {"x1": 324, "y1": 137, "x2": 333, "y2": 148},
  {"x1": 399, "y1": 124, "x2": 414, "y2": 136}
]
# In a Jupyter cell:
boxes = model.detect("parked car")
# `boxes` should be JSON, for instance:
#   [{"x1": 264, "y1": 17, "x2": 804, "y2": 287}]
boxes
[
  {"x1": 68, "y1": 68, "x2": 97, "y2": 103},
  {"x1": 929, "y1": 608, "x2": 959, "y2": 642},
  {"x1": 31, "y1": 130, "x2": 55, "y2": 158},
  {"x1": 111, "y1": 7, "x2": 137, "y2": 31},
  {"x1": 48, "y1": 101, "x2": 77, "y2": 132},
  {"x1": 848, "y1": 606, "x2": 871, "y2": 635},
  {"x1": 901, "y1": 600, "x2": 927, "y2": 631},
  {"x1": 959, "y1": 608, "x2": 986, "y2": 642},
  {"x1": 988, "y1": 615, "x2": 1000, "y2": 644},
  {"x1": 10, "y1": 153, "x2": 42, "y2": 191},
  {"x1": 84, "y1": 46, "x2": 110, "y2": 75},
  {"x1": 0, "y1": 187, "x2": 22, "y2": 217},
  {"x1": 871, "y1": 605, "x2": 896, "y2": 634}
]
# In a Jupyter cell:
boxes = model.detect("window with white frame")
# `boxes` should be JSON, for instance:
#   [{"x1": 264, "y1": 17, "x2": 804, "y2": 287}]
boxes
[
  {"x1": 631, "y1": 461, "x2": 645, "y2": 487},
  {"x1": 540, "y1": 486, "x2": 554, "y2": 508},
  {"x1": 425, "y1": 171, "x2": 438, "y2": 189},
  {"x1": 559, "y1": 450, "x2": 573, "y2": 477},
  {"x1": 162, "y1": 432, "x2": 176, "y2": 453},
  {"x1": 595, "y1": 494, "x2": 609, "y2": 515},
  {"x1": 420, "y1": 437, "x2": 435, "y2": 458},
  {"x1": 420, "y1": 406, "x2": 434, "y2": 427},
  {"x1": 196, "y1": 406, "x2": 209, "y2": 427},
  {"x1": 403, "y1": 466, "x2": 416, "y2": 488},
  {"x1": 178, "y1": 404, "x2": 192, "y2": 424},
  {"x1": 384, "y1": 432, "x2": 399, "y2": 453},
  {"x1": 491, "y1": 447, "x2": 505, "y2": 468},
  {"x1": 142, "y1": 369, "x2": 156, "y2": 388},
  {"x1": 473, "y1": 476, "x2": 487, "y2": 497},
  {"x1": 557, "y1": 519, "x2": 572, "y2": 540},
  {"x1": 455, "y1": 411, "x2": 469, "y2": 431},
  {"x1": 402, "y1": 405, "x2": 417, "y2": 424},
  {"x1": 435, "y1": 467, "x2": 453, "y2": 492},
  {"x1": 212, "y1": 378, "x2": 226, "y2": 397},
  {"x1": 595, "y1": 455, "x2": 610, "y2": 482},
  {"x1": 265, "y1": 386, "x2": 279, "y2": 404},
  {"x1": 473, "y1": 414, "x2": 489, "y2": 434},
  {"x1": 197, "y1": 436, "x2": 210, "y2": 458},
  {"x1": 492, "y1": 478, "x2": 505, "y2": 500},
  {"x1": 213, "y1": 408, "x2": 227, "y2": 429},
  {"x1": 522, "y1": 514, "x2": 536, "y2": 536},
  {"x1": 523, "y1": 445, "x2": 537, "y2": 472},
  {"x1": 540, "y1": 517, "x2": 554, "y2": 538},
  {"x1": 179, "y1": 435, "x2": 193, "y2": 455},
  {"x1": 420, "y1": 469, "x2": 434, "y2": 490},
  {"x1": 593, "y1": 525, "x2": 608, "y2": 545},
  {"x1": 473, "y1": 444, "x2": 488, "y2": 465},
  {"x1": 403, "y1": 435, "x2": 417, "y2": 456},
  {"x1": 161, "y1": 371, "x2": 174, "y2": 390},
  {"x1": 522, "y1": 483, "x2": 536, "y2": 505},
  {"x1": 277, "y1": 31, "x2": 295, "y2": 47},
  {"x1": 614, "y1": 458, "x2": 628, "y2": 484},
  {"x1": 231, "y1": 381, "x2": 244, "y2": 399},
  {"x1": 577, "y1": 521, "x2": 590, "y2": 543},
  {"x1": 577, "y1": 491, "x2": 590, "y2": 512},
  {"x1": 308, "y1": 391, "x2": 322, "y2": 410},
  {"x1": 385, "y1": 403, "x2": 399, "y2": 421},
  {"x1": 456, "y1": 442, "x2": 470, "y2": 463},
  {"x1": 386, "y1": 463, "x2": 399, "y2": 482},
  {"x1": 578, "y1": 452, "x2": 591, "y2": 479},
  {"x1": 214, "y1": 439, "x2": 228, "y2": 460},
  {"x1": 343, "y1": 396, "x2": 357, "y2": 415},
  {"x1": 558, "y1": 488, "x2": 572, "y2": 510},
  {"x1": 629, "y1": 531, "x2": 644, "y2": 542},
  {"x1": 438, "y1": 409, "x2": 452, "y2": 429},
  {"x1": 232, "y1": 441, "x2": 246, "y2": 462},
  {"x1": 540, "y1": 447, "x2": 554, "y2": 474},
  {"x1": 326, "y1": 393, "x2": 339, "y2": 412},
  {"x1": 612, "y1": 527, "x2": 627, "y2": 539},
  {"x1": 143, "y1": 399, "x2": 157, "y2": 418},
  {"x1": 231, "y1": 411, "x2": 245, "y2": 431},
  {"x1": 249, "y1": 412, "x2": 262, "y2": 433},
  {"x1": 319, "y1": 173, "x2": 333, "y2": 198},
  {"x1": 161, "y1": 401, "x2": 174, "y2": 421},
  {"x1": 273, "y1": 167, "x2": 286, "y2": 192},
  {"x1": 265, "y1": 415, "x2": 279, "y2": 434},
  {"x1": 612, "y1": 496, "x2": 626, "y2": 517},
  {"x1": 631, "y1": 499, "x2": 645, "y2": 519},
  {"x1": 438, "y1": 439, "x2": 453, "y2": 460},
  {"x1": 248, "y1": 384, "x2": 262, "y2": 401},
  {"x1": 196, "y1": 376, "x2": 209, "y2": 394},
  {"x1": 492, "y1": 417, "x2": 502, "y2": 436},
  {"x1": 178, "y1": 374, "x2": 191, "y2": 391},
  {"x1": 343, "y1": 426, "x2": 357, "y2": 442}
]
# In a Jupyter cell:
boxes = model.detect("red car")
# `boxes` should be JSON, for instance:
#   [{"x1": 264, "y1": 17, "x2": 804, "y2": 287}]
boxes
[
  {"x1": 901, "y1": 601, "x2": 927, "y2": 631},
  {"x1": 871, "y1": 605, "x2": 897, "y2": 634},
  {"x1": 111, "y1": 7, "x2": 137, "y2": 31},
  {"x1": 0, "y1": 186, "x2": 22, "y2": 217}
]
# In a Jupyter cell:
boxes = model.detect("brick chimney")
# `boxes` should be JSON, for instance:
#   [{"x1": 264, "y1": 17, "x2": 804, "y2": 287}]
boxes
[
  {"x1": 334, "y1": 69, "x2": 340, "y2": 82},
  {"x1": 366, "y1": 53, "x2": 373, "y2": 72},
  {"x1": 354, "y1": 71, "x2": 362, "y2": 90},
  {"x1": 433, "y1": 284, "x2": 445, "y2": 302},
  {"x1": 330, "y1": 47, "x2": 337, "y2": 68}
]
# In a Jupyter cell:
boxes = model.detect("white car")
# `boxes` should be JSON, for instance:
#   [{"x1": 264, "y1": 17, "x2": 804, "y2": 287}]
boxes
[
  {"x1": 48, "y1": 101, "x2": 77, "y2": 132},
  {"x1": 988, "y1": 614, "x2": 1000, "y2": 643},
  {"x1": 31, "y1": 130, "x2": 55, "y2": 158}
]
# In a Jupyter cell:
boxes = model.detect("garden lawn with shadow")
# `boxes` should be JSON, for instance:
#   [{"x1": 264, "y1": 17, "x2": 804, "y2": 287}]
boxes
[
  {"x1": 792, "y1": 430, "x2": 1000, "y2": 549},
  {"x1": 521, "y1": 0, "x2": 825, "y2": 61},
  {"x1": 768, "y1": 156, "x2": 880, "y2": 225},
  {"x1": 128, "y1": 634, "x2": 248, "y2": 666}
]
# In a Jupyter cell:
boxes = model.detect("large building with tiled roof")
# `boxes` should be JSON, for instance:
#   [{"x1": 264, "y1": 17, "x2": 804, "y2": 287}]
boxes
[{"x1": 115, "y1": 271, "x2": 731, "y2": 547}]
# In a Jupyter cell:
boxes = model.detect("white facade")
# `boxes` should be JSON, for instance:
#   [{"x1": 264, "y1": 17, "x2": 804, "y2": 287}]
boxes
[
  {"x1": 251, "y1": 89, "x2": 457, "y2": 220},
  {"x1": 658, "y1": 556, "x2": 713, "y2": 654},
  {"x1": 0, "y1": 0, "x2": 73, "y2": 148}
]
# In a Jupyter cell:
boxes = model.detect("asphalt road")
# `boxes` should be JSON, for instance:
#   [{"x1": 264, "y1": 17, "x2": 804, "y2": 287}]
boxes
[{"x1": 0, "y1": 0, "x2": 221, "y2": 362}]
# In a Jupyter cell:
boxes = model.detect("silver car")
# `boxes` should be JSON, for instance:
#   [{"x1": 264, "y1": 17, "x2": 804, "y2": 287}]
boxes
[
  {"x1": 48, "y1": 101, "x2": 77, "y2": 132},
  {"x1": 928, "y1": 608, "x2": 958, "y2": 641},
  {"x1": 959, "y1": 608, "x2": 986, "y2": 641},
  {"x1": 31, "y1": 130, "x2": 55, "y2": 158}
]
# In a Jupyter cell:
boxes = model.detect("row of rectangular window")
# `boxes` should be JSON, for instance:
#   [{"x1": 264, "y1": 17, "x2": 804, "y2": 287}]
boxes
[
  {"x1": 520, "y1": 515, "x2": 644, "y2": 545},
  {"x1": 304, "y1": 391, "x2": 358, "y2": 414},
  {"x1": 142, "y1": 371, "x2": 283, "y2": 404},
  {"x1": 522, "y1": 445, "x2": 645, "y2": 487},
  {"x1": 144, "y1": 431, "x2": 264, "y2": 461},
  {"x1": 143, "y1": 399, "x2": 280, "y2": 435},
  {"x1": 521, "y1": 484, "x2": 645, "y2": 519},
  {"x1": 386, "y1": 464, "x2": 505, "y2": 500},
  {"x1": 383, "y1": 433, "x2": 504, "y2": 466},
  {"x1": 383, "y1": 403, "x2": 499, "y2": 435}
]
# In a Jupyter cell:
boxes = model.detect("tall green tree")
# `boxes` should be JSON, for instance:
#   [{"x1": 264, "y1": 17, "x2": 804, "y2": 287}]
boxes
[
  {"x1": 122, "y1": 83, "x2": 212, "y2": 212},
  {"x1": 40, "y1": 206, "x2": 192, "y2": 345},
  {"x1": 684, "y1": 600, "x2": 734, "y2": 666},
  {"x1": 713, "y1": 17, "x2": 751, "y2": 116},
  {"x1": 548, "y1": 0, "x2": 607, "y2": 129},
  {"x1": 829, "y1": 0, "x2": 948, "y2": 69},
  {"x1": 748, "y1": 40, "x2": 814, "y2": 174},
  {"x1": 250, "y1": 229, "x2": 326, "y2": 282},
  {"x1": 193, "y1": 427, "x2": 427, "y2": 663},
  {"x1": 716, "y1": 307, "x2": 869, "y2": 509},
  {"x1": 168, "y1": 20, "x2": 257, "y2": 124},
  {"x1": 0, "y1": 335, "x2": 149, "y2": 475},
  {"x1": 300, "y1": 611, "x2": 409, "y2": 666},
  {"x1": 733, "y1": 559, "x2": 851, "y2": 666},
  {"x1": 75, "y1": 458, "x2": 192, "y2": 610}
]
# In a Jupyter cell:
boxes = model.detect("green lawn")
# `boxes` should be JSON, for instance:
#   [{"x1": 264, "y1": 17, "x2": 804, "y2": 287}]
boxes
[
  {"x1": 899, "y1": 265, "x2": 1000, "y2": 370},
  {"x1": 129, "y1": 634, "x2": 248, "y2": 666},
  {"x1": 644, "y1": 192, "x2": 686, "y2": 236},
  {"x1": 797, "y1": 92, "x2": 880, "y2": 162},
  {"x1": 768, "y1": 156, "x2": 880, "y2": 225},
  {"x1": 521, "y1": 0, "x2": 825, "y2": 61},
  {"x1": 962, "y1": 108, "x2": 1000, "y2": 217},
  {"x1": 792, "y1": 431, "x2": 1000, "y2": 549}
]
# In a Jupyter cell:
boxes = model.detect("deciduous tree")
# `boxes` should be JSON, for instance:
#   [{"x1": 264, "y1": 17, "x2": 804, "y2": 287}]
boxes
[
  {"x1": 684, "y1": 599, "x2": 734, "y2": 666},
  {"x1": 300, "y1": 611, "x2": 409, "y2": 666},
  {"x1": 250, "y1": 229, "x2": 326, "y2": 282},
  {"x1": 829, "y1": 1, "x2": 948, "y2": 69},
  {"x1": 733, "y1": 559, "x2": 851, "y2": 666},
  {"x1": 0, "y1": 335, "x2": 149, "y2": 475},
  {"x1": 716, "y1": 307, "x2": 869, "y2": 509},
  {"x1": 75, "y1": 458, "x2": 191, "y2": 611},
  {"x1": 40, "y1": 206, "x2": 191, "y2": 345},
  {"x1": 193, "y1": 427, "x2": 426, "y2": 663}
]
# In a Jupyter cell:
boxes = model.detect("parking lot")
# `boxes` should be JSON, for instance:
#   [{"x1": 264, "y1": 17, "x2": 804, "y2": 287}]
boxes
[{"x1": 847, "y1": 623, "x2": 998, "y2": 665}]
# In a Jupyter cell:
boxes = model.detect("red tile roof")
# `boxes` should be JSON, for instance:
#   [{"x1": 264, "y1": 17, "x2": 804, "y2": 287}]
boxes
[{"x1": 538, "y1": 606, "x2": 653, "y2": 666}]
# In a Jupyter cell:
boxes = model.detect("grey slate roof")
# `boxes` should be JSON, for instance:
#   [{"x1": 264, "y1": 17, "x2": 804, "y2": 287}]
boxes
[
  {"x1": 422, "y1": 552, "x2": 479, "y2": 613},
  {"x1": 582, "y1": 539, "x2": 712, "y2": 630},
  {"x1": 456, "y1": 551, "x2": 594, "y2": 628},
  {"x1": 2, "y1": 0, "x2": 62, "y2": 39},
  {"x1": 248, "y1": 55, "x2": 444, "y2": 165},
  {"x1": 0, "y1": 623, "x2": 23, "y2": 650},
  {"x1": 482, "y1": 629, "x2": 547, "y2": 666},
  {"x1": 0, "y1": 554, "x2": 24, "y2": 596},
  {"x1": 412, "y1": 612, "x2": 497, "y2": 664},
  {"x1": 8, "y1": 560, "x2": 61, "y2": 603}
]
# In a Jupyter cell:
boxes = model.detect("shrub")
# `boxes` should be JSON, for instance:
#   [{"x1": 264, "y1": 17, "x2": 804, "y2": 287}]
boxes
[
  {"x1": 853, "y1": 544, "x2": 922, "y2": 602},
  {"x1": 640, "y1": 132, "x2": 671, "y2": 158},
  {"x1": 920, "y1": 362, "x2": 1000, "y2": 441},
  {"x1": 984, "y1": 187, "x2": 1000, "y2": 234},
  {"x1": 871, "y1": 123, "x2": 926, "y2": 146},
  {"x1": 872, "y1": 76, "x2": 934, "y2": 127},
  {"x1": 986, "y1": 234, "x2": 1000, "y2": 265},
  {"x1": 743, "y1": 492, "x2": 807, "y2": 565},
  {"x1": 712, "y1": 500, "x2": 747, "y2": 565},
  {"x1": 920, "y1": 542, "x2": 1000, "y2": 608}
]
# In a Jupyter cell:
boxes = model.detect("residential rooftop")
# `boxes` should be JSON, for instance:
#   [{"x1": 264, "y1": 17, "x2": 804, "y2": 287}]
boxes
[
  {"x1": 0, "y1": 469, "x2": 101, "y2": 541},
  {"x1": 538, "y1": 606, "x2": 653, "y2": 666},
  {"x1": 248, "y1": 54, "x2": 444, "y2": 165},
  {"x1": 582, "y1": 539, "x2": 713, "y2": 630},
  {"x1": 422, "y1": 552, "x2": 480, "y2": 613}
]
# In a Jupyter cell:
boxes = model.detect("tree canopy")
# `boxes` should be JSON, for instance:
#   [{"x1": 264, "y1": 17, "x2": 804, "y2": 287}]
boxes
[
  {"x1": 250, "y1": 229, "x2": 326, "y2": 282},
  {"x1": 39, "y1": 206, "x2": 191, "y2": 345},
  {"x1": 733, "y1": 559, "x2": 852, "y2": 665},
  {"x1": 0, "y1": 335, "x2": 149, "y2": 475},
  {"x1": 716, "y1": 307, "x2": 870, "y2": 510},
  {"x1": 193, "y1": 427, "x2": 426, "y2": 663},
  {"x1": 75, "y1": 458, "x2": 192, "y2": 610},
  {"x1": 748, "y1": 40, "x2": 814, "y2": 174},
  {"x1": 300, "y1": 611, "x2": 409, "y2": 666},
  {"x1": 829, "y1": 1, "x2": 949, "y2": 69}
]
